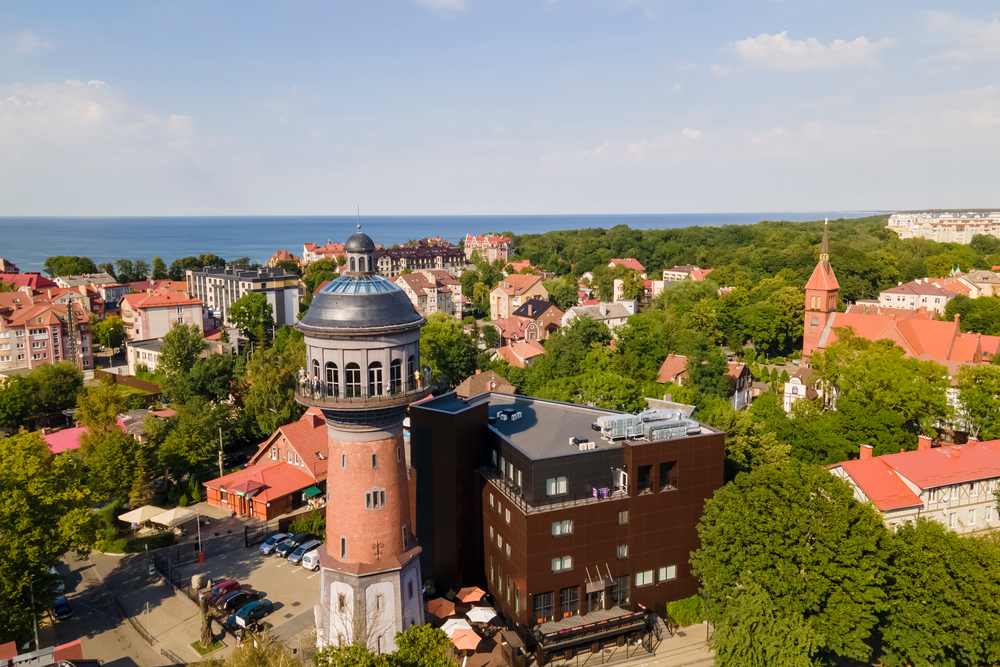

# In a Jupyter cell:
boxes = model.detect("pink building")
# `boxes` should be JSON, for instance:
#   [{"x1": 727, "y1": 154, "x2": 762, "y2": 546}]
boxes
[
  {"x1": 0, "y1": 301, "x2": 93, "y2": 371},
  {"x1": 120, "y1": 290, "x2": 206, "y2": 340},
  {"x1": 464, "y1": 234, "x2": 513, "y2": 263}
]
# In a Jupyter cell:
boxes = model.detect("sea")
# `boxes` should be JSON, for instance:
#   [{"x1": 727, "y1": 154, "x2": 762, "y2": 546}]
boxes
[{"x1": 0, "y1": 212, "x2": 882, "y2": 273}]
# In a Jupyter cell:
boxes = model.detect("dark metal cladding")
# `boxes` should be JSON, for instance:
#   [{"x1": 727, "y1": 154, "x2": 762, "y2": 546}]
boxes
[
  {"x1": 297, "y1": 274, "x2": 425, "y2": 335},
  {"x1": 344, "y1": 231, "x2": 376, "y2": 253}
]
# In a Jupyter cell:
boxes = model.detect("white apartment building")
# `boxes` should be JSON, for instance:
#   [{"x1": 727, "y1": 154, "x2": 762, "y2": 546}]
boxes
[
  {"x1": 186, "y1": 265, "x2": 299, "y2": 328},
  {"x1": 888, "y1": 211, "x2": 1000, "y2": 244},
  {"x1": 878, "y1": 278, "x2": 956, "y2": 315}
]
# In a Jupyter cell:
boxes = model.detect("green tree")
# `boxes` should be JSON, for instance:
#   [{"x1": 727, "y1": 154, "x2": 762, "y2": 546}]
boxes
[
  {"x1": 957, "y1": 363, "x2": 1000, "y2": 439},
  {"x1": 96, "y1": 315, "x2": 125, "y2": 352},
  {"x1": 151, "y1": 256, "x2": 169, "y2": 280},
  {"x1": 420, "y1": 312, "x2": 478, "y2": 389},
  {"x1": 114, "y1": 259, "x2": 136, "y2": 283},
  {"x1": 244, "y1": 346, "x2": 304, "y2": 437},
  {"x1": 274, "y1": 259, "x2": 303, "y2": 277},
  {"x1": 685, "y1": 344, "x2": 729, "y2": 400},
  {"x1": 705, "y1": 404, "x2": 789, "y2": 480},
  {"x1": 133, "y1": 259, "x2": 151, "y2": 281},
  {"x1": 612, "y1": 311, "x2": 671, "y2": 381},
  {"x1": 691, "y1": 459, "x2": 889, "y2": 665},
  {"x1": 881, "y1": 519, "x2": 1000, "y2": 667},
  {"x1": 0, "y1": 375, "x2": 39, "y2": 430},
  {"x1": 0, "y1": 432, "x2": 95, "y2": 642},
  {"x1": 158, "y1": 398, "x2": 240, "y2": 474},
  {"x1": 543, "y1": 277, "x2": 580, "y2": 311},
  {"x1": 618, "y1": 270, "x2": 646, "y2": 301},
  {"x1": 31, "y1": 361, "x2": 84, "y2": 414},
  {"x1": 159, "y1": 322, "x2": 206, "y2": 399},
  {"x1": 0, "y1": 281, "x2": 12, "y2": 293},
  {"x1": 682, "y1": 299, "x2": 722, "y2": 345},
  {"x1": 87, "y1": 430, "x2": 142, "y2": 501},
  {"x1": 472, "y1": 282, "x2": 491, "y2": 318},
  {"x1": 43, "y1": 255, "x2": 98, "y2": 277},
  {"x1": 129, "y1": 454, "x2": 156, "y2": 507},
  {"x1": 76, "y1": 380, "x2": 130, "y2": 457},
  {"x1": 482, "y1": 325, "x2": 501, "y2": 349},
  {"x1": 529, "y1": 316, "x2": 612, "y2": 387},
  {"x1": 186, "y1": 353, "x2": 246, "y2": 402},
  {"x1": 228, "y1": 292, "x2": 276, "y2": 340}
]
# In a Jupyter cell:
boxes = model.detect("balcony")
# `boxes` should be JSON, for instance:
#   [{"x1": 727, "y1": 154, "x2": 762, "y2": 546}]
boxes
[{"x1": 294, "y1": 376, "x2": 431, "y2": 411}]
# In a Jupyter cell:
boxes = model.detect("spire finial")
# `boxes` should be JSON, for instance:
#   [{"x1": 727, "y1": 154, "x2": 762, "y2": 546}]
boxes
[
  {"x1": 357, "y1": 205, "x2": 361, "y2": 232},
  {"x1": 820, "y1": 215, "x2": 830, "y2": 263}
]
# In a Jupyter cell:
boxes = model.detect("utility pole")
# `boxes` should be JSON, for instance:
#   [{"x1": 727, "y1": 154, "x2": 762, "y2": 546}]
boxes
[
  {"x1": 64, "y1": 293, "x2": 79, "y2": 369},
  {"x1": 218, "y1": 427, "x2": 224, "y2": 478}
]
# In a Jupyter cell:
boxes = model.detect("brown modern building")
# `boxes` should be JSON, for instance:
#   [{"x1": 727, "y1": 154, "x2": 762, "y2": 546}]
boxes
[{"x1": 410, "y1": 392, "x2": 725, "y2": 656}]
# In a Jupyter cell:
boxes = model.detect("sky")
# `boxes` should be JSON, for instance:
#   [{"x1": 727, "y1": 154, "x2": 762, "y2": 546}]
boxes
[{"x1": 0, "y1": 1, "x2": 998, "y2": 216}]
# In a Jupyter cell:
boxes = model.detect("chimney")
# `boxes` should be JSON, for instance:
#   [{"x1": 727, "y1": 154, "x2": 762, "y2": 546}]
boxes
[
  {"x1": 859, "y1": 444, "x2": 873, "y2": 460},
  {"x1": 475, "y1": 369, "x2": 481, "y2": 375},
  {"x1": 954, "y1": 313, "x2": 961, "y2": 323},
  {"x1": 917, "y1": 435, "x2": 932, "y2": 450},
  {"x1": 969, "y1": 436, "x2": 979, "y2": 444}
]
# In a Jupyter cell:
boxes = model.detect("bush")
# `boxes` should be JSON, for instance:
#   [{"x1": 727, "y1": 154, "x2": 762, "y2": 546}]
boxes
[
  {"x1": 124, "y1": 532, "x2": 175, "y2": 552},
  {"x1": 178, "y1": 495, "x2": 188, "y2": 507},
  {"x1": 290, "y1": 509, "x2": 326, "y2": 536},
  {"x1": 667, "y1": 595, "x2": 703, "y2": 627}
]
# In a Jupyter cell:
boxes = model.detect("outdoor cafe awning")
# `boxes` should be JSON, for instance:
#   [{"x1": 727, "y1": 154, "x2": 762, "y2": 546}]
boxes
[
  {"x1": 303, "y1": 486, "x2": 323, "y2": 498},
  {"x1": 151, "y1": 507, "x2": 198, "y2": 528},
  {"x1": 118, "y1": 505, "x2": 166, "y2": 525}
]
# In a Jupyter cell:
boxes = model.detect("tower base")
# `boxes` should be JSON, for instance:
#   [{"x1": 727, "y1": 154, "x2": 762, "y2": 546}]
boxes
[{"x1": 315, "y1": 547, "x2": 424, "y2": 654}]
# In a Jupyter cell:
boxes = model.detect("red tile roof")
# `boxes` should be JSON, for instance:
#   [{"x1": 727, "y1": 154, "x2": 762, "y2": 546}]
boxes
[
  {"x1": 657, "y1": 353, "x2": 688, "y2": 384},
  {"x1": 834, "y1": 458, "x2": 923, "y2": 510},
  {"x1": 43, "y1": 426, "x2": 88, "y2": 454},
  {"x1": 203, "y1": 459, "x2": 316, "y2": 502},
  {"x1": 805, "y1": 260, "x2": 839, "y2": 292},
  {"x1": 0, "y1": 272, "x2": 57, "y2": 289},
  {"x1": 609, "y1": 258, "x2": 646, "y2": 272},
  {"x1": 492, "y1": 340, "x2": 546, "y2": 368},
  {"x1": 249, "y1": 410, "x2": 328, "y2": 481},
  {"x1": 493, "y1": 274, "x2": 543, "y2": 296},
  {"x1": 506, "y1": 260, "x2": 536, "y2": 273},
  {"x1": 823, "y1": 313, "x2": 971, "y2": 362}
]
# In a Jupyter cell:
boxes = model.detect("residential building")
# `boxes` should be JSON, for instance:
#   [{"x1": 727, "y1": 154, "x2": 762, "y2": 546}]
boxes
[
  {"x1": 783, "y1": 368, "x2": 821, "y2": 412},
  {"x1": 186, "y1": 265, "x2": 299, "y2": 329},
  {"x1": 561, "y1": 301, "x2": 635, "y2": 332},
  {"x1": 0, "y1": 259, "x2": 18, "y2": 274},
  {"x1": 888, "y1": 211, "x2": 1000, "y2": 244},
  {"x1": 656, "y1": 353, "x2": 753, "y2": 410},
  {"x1": 409, "y1": 393, "x2": 724, "y2": 656},
  {"x1": 465, "y1": 234, "x2": 513, "y2": 263},
  {"x1": 830, "y1": 438, "x2": 1000, "y2": 534},
  {"x1": 957, "y1": 270, "x2": 1000, "y2": 298},
  {"x1": 613, "y1": 278, "x2": 665, "y2": 303},
  {"x1": 127, "y1": 279, "x2": 187, "y2": 293},
  {"x1": 878, "y1": 278, "x2": 956, "y2": 314},
  {"x1": 488, "y1": 317, "x2": 539, "y2": 347},
  {"x1": 120, "y1": 290, "x2": 206, "y2": 340},
  {"x1": 375, "y1": 245, "x2": 465, "y2": 278},
  {"x1": 269, "y1": 249, "x2": 302, "y2": 268},
  {"x1": 608, "y1": 259, "x2": 646, "y2": 274},
  {"x1": 490, "y1": 275, "x2": 549, "y2": 321},
  {"x1": 511, "y1": 299, "x2": 564, "y2": 340},
  {"x1": 491, "y1": 340, "x2": 546, "y2": 368},
  {"x1": 662, "y1": 265, "x2": 713, "y2": 283},
  {"x1": 126, "y1": 339, "x2": 164, "y2": 375},
  {"x1": 394, "y1": 271, "x2": 464, "y2": 317},
  {"x1": 0, "y1": 273, "x2": 57, "y2": 291},
  {"x1": 302, "y1": 241, "x2": 346, "y2": 265},
  {"x1": 455, "y1": 370, "x2": 515, "y2": 398},
  {"x1": 54, "y1": 272, "x2": 117, "y2": 289},
  {"x1": 0, "y1": 301, "x2": 93, "y2": 371}
]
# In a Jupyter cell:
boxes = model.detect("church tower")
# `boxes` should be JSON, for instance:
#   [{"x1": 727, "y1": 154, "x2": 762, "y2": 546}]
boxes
[
  {"x1": 803, "y1": 218, "x2": 839, "y2": 364},
  {"x1": 296, "y1": 226, "x2": 430, "y2": 654}
]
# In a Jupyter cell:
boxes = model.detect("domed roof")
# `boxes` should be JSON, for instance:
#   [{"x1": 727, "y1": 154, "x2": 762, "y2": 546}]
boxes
[
  {"x1": 344, "y1": 231, "x2": 376, "y2": 253},
  {"x1": 297, "y1": 274, "x2": 425, "y2": 335}
]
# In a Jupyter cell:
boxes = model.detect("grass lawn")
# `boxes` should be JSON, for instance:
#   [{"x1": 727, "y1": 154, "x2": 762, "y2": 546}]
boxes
[
  {"x1": 190, "y1": 640, "x2": 226, "y2": 656},
  {"x1": 116, "y1": 385, "x2": 152, "y2": 396}
]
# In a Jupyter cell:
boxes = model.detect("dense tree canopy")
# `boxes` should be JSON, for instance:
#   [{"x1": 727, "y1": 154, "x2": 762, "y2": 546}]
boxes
[
  {"x1": 43, "y1": 255, "x2": 97, "y2": 277},
  {"x1": 420, "y1": 312, "x2": 478, "y2": 389},
  {"x1": 228, "y1": 292, "x2": 276, "y2": 340}
]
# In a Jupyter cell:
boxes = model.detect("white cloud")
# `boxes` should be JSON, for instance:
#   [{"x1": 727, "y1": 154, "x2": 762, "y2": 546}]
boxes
[
  {"x1": 412, "y1": 0, "x2": 466, "y2": 9},
  {"x1": 729, "y1": 31, "x2": 896, "y2": 71},
  {"x1": 710, "y1": 64, "x2": 731, "y2": 76},
  {"x1": 922, "y1": 12, "x2": 1000, "y2": 62},
  {"x1": 3, "y1": 30, "x2": 53, "y2": 55},
  {"x1": 681, "y1": 128, "x2": 703, "y2": 139}
]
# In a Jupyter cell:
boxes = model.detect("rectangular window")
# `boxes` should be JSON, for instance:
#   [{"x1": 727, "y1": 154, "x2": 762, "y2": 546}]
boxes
[
  {"x1": 560, "y1": 586, "x2": 580, "y2": 617},
  {"x1": 500, "y1": 455, "x2": 506, "y2": 475},
  {"x1": 546, "y1": 476, "x2": 568, "y2": 496},
  {"x1": 660, "y1": 461, "x2": 677, "y2": 490},
  {"x1": 341, "y1": 537, "x2": 346, "y2": 560},
  {"x1": 491, "y1": 450, "x2": 498, "y2": 467},
  {"x1": 505, "y1": 508, "x2": 511, "y2": 524},
  {"x1": 970, "y1": 509, "x2": 976, "y2": 525},
  {"x1": 490, "y1": 555, "x2": 495, "y2": 583},
  {"x1": 372, "y1": 454, "x2": 378, "y2": 469},
  {"x1": 516, "y1": 470, "x2": 523, "y2": 487},
  {"x1": 515, "y1": 584, "x2": 520, "y2": 615},
  {"x1": 489, "y1": 493, "x2": 494, "y2": 508},
  {"x1": 618, "y1": 510, "x2": 629, "y2": 525},
  {"x1": 551, "y1": 555, "x2": 572, "y2": 573},
  {"x1": 271, "y1": 447, "x2": 277, "y2": 459},
  {"x1": 505, "y1": 544, "x2": 511, "y2": 559},
  {"x1": 342, "y1": 453, "x2": 347, "y2": 469},
  {"x1": 533, "y1": 592, "x2": 553, "y2": 623},
  {"x1": 610, "y1": 576, "x2": 629, "y2": 607},
  {"x1": 988, "y1": 505, "x2": 994, "y2": 522},
  {"x1": 490, "y1": 526, "x2": 494, "y2": 540},
  {"x1": 551, "y1": 519, "x2": 573, "y2": 537},
  {"x1": 659, "y1": 565, "x2": 677, "y2": 582},
  {"x1": 497, "y1": 535, "x2": 503, "y2": 548},
  {"x1": 637, "y1": 465, "x2": 652, "y2": 493},
  {"x1": 635, "y1": 570, "x2": 653, "y2": 587},
  {"x1": 617, "y1": 544, "x2": 628, "y2": 559}
]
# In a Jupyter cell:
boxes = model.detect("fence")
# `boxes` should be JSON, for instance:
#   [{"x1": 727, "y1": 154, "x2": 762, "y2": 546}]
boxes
[
  {"x1": 161, "y1": 648, "x2": 186, "y2": 666},
  {"x1": 244, "y1": 515, "x2": 297, "y2": 548}
]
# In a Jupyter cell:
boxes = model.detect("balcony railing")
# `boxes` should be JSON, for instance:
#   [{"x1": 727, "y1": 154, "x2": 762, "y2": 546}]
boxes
[
  {"x1": 480, "y1": 466, "x2": 628, "y2": 516},
  {"x1": 294, "y1": 376, "x2": 430, "y2": 407}
]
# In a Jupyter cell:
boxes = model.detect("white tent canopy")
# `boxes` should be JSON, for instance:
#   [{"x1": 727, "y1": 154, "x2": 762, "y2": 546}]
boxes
[
  {"x1": 465, "y1": 607, "x2": 497, "y2": 624},
  {"x1": 151, "y1": 507, "x2": 198, "y2": 527},
  {"x1": 441, "y1": 618, "x2": 473, "y2": 637},
  {"x1": 118, "y1": 505, "x2": 166, "y2": 524}
]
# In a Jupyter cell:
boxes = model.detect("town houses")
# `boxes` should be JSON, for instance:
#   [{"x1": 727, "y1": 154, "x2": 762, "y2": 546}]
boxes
[{"x1": 465, "y1": 234, "x2": 513, "y2": 263}]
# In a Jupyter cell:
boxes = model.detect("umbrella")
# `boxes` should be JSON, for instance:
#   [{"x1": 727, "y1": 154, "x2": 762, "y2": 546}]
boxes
[
  {"x1": 451, "y1": 629, "x2": 481, "y2": 652},
  {"x1": 151, "y1": 507, "x2": 199, "y2": 527},
  {"x1": 457, "y1": 586, "x2": 486, "y2": 603},
  {"x1": 442, "y1": 618, "x2": 473, "y2": 637},
  {"x1": 118, "y1": 505, "x2": 166, "y2": 524},
  {"x1": 428, "y1": 597, "x2": 457, "y2": 619},
  {"x1": 466, "y1": 606, "x2": 497, "y2": 624}
]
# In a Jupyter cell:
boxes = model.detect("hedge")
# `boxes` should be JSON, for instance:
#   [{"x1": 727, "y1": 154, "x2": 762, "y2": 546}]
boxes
[{"x1": 667, "y1": 595, "x2": 704, "y2": 627}]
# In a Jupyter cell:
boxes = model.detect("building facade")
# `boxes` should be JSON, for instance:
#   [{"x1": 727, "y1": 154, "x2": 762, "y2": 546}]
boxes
[
  {"x1": 490, "y1": 276, "x2": 549, "y2": 321},
  {"x1": 465, "y1": 235, "x2": 513, "y2": 263},
  {"x1": 888, "y1": 211, "x2": 1000, "y2": 244},
  {"x1": 0, "y1": 301, "x2": 93, "y2": 372},
  {"x1": 186, "y1": 265, "x2": 299, "y2": 329},
  {"x1": 878, "y1": 278, "x2": 956, "y2": 314},
  {"x1": 120, "y1": 291, "x2": 207, "y2": 340},
  {"x1": 294, "y1": 229, "x2": 429, "y2": 655},
  {"x1": 375, "y1": 246, "x2": 465, "y2": 279}
]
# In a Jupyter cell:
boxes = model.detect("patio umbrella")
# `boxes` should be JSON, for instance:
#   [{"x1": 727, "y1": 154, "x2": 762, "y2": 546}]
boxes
[
  {"x1": 118, "y1": 505, "x2": 166, "y2": 524},
  {"x1": 150, "y1": 507, "x2": 199, "y2": 527},
  {"x1": 428, "y1": 597, "x2": 457, "y2": 619},
  {"x1": 451, "y1": 629, "x2": 482, "y2": 652},
  {"x1": 442, "y1": 618, "x2": 473, "y2": 637},
  {"x1": 457, "y1": 586, "x2": 486, "y2": 603},
  {"x1": 466, "y1": 606, "x2": 497, "y2": 624}
]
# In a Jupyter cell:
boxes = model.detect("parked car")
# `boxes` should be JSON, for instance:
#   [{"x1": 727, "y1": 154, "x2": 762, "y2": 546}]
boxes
[
  {"x1": 216, "y1": 590, "x2": 260, "y2": 614},
  {"x1": 51, "y1": 596, "x2": 73, "y2": 621},
  {"x1": 259, "y1": 533, "x2": 291, "y2": 556},
  {"x1": 224, "y1": 599, "x2": 275, "y2": 631},
  {"x1": 47, "y1": 566, "x2": 66, "y2": 594},
  {"x1": 201, "y1": 579, "x2": 241, "y2": 605},
  {"x1": 274, "y1": 532, "x2": 314, "y2": 559},
  {"x1": 301, "y1": 548, "x2": 322, "y2": 571},
  {"x1": 287, "y1": 539, "x2": 322, "y2": 566}
]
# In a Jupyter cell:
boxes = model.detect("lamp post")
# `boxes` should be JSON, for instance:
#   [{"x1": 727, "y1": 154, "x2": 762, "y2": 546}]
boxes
[
  {"x1": 29, "y1": 579, "x2": 40, "y2": 650},
  {"x1": 197, "y1": 506, "x2": 204, "y2": 564}
]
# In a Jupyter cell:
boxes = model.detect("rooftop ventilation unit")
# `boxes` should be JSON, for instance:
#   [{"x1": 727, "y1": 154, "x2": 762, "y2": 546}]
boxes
[
  {"x1": 597, "y1": 409, "x2": 701, "y2": 441},
  {"x1": 577, "y1": 441, "x2": 596, "y2": 451}
]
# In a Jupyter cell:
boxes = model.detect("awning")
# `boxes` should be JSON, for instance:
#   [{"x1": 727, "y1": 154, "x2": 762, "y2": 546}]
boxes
[
  {"x1": 230, "y1": 479, "x2": 265, "y2": 497},
  {"x1": 303, "y1": 486, "x2": 323, "y2": 498},
  {"x1": 151, "y1": 507, "x2": 198, "y2": 527},
  {"x1": 118, "y1": 505, "x2": 167, "y2": 524}
]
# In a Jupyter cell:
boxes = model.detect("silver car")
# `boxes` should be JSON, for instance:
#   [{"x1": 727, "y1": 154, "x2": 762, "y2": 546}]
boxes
[
  {"x1": 258, "y1": 533, "x2": 290, "y2": 556},
  {"x1": 287, "y1": 539, "x2": 322, "y2": 565}
]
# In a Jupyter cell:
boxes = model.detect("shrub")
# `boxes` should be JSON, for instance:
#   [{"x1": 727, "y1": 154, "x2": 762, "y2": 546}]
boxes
[
  {"x1": 178, "y1": 495, "x2": 188, "y2": 507},
  {"x1": 124, "y1": 532, "x2": 175, "y2": 552},
  {"x1": 290, "y1": 509, "x2": 326, "y2": 536},
  {"x1": 667, "y1": 595, "x2": 703, "y2": 627}
]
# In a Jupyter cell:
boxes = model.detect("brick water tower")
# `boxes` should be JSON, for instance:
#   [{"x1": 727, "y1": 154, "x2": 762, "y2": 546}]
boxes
[{"x1": 295, "y1": 226, "x2": 430, "y2": 653}]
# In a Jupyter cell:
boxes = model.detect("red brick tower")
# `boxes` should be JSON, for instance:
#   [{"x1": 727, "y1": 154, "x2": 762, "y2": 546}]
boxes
[
  {"x1": 803, "y1": 218, "x2": 839, "y2": 364},
  {"x1": 296, "y1": 225, "x2": 431, "y2": 653}
]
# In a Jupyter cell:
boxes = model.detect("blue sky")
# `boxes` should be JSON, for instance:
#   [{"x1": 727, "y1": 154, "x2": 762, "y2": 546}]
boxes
[{"x1": 1, "y1": 1, "x2": 998, "y2": 215}]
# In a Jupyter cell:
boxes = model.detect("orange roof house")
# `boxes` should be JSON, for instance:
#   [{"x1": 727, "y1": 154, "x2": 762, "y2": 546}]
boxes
[
  {"x1": 656, "y1": 353, "x2": 754, "y2": 410},
  {"x1": 609, "y1": 258, "x2": 646, "y2": 273},
  {"x1": 120, "y1": 290, "x2": 205, "y2": 340},
  {"x1": 489, "y1": 274, "x2": 548, "y2": 321},
  {"x1": 269, "y1": 249, "x2": 302, "y2": 267},
  {"x1": 491, "y1": 340, "x2": 546, "y2": 368}
]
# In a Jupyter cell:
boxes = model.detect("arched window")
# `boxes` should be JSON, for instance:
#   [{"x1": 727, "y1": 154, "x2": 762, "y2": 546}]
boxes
[
  {"x1": 345, "y1": 363, "x2": 361, "y2": 398},
  {"x1": 359, "y1": 256, "x2": 366, "y2": 272},
  {"x1": 350, "y1": 257, "x2": 356, "y2": 272},
  {"x1": 369, "y1": 361, "x2": 383, "y2": 396},
  {"x1": 326, "y1": 362, "x2": 339, "y2": 397},
  {"x1": 407, "y1": 355, "x2": 416, "y2": 390},
  {"x1": 390, "y1": 359, "x2": 402, "y2": 394}
]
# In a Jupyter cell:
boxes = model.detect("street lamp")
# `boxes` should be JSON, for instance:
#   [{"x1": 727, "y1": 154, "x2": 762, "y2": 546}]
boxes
[{"x1": 29, "y1": 578, "x2": 40, "y2": 650}]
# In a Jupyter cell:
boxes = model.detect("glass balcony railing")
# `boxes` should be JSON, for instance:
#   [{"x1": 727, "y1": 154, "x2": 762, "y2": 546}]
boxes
[{"x1": 294, "y1": 374, "x2": 429, "y2": 406}]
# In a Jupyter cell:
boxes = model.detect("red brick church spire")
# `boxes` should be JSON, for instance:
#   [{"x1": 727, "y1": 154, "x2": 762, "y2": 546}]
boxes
[{"x1": 803, "y1": 217, "x2": 839, "y2": 362}]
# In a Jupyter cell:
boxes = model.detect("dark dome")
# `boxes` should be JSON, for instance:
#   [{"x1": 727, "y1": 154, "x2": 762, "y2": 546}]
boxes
[
  {"x1": 344, "y1": 232, "x2": 376, "y2": 253},
  {"x1": 297, "y1": 274, "x2": 424, "y2": 335}
]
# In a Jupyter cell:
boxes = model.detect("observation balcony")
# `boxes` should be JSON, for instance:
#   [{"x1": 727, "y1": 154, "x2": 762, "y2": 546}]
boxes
[{"x1": 294, "y1": 374, "x2": 432, "y2": 412}]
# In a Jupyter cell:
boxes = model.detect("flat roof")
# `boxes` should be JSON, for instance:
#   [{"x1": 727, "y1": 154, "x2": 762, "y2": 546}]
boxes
[{"x1": 127, "y1": 338, "x2": 163, "y2": 352}]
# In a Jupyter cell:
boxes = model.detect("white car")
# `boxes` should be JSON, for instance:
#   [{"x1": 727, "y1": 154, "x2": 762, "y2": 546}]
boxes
[{"x1": 301, "y1": 548, "x2": 322, "y2": 571}]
